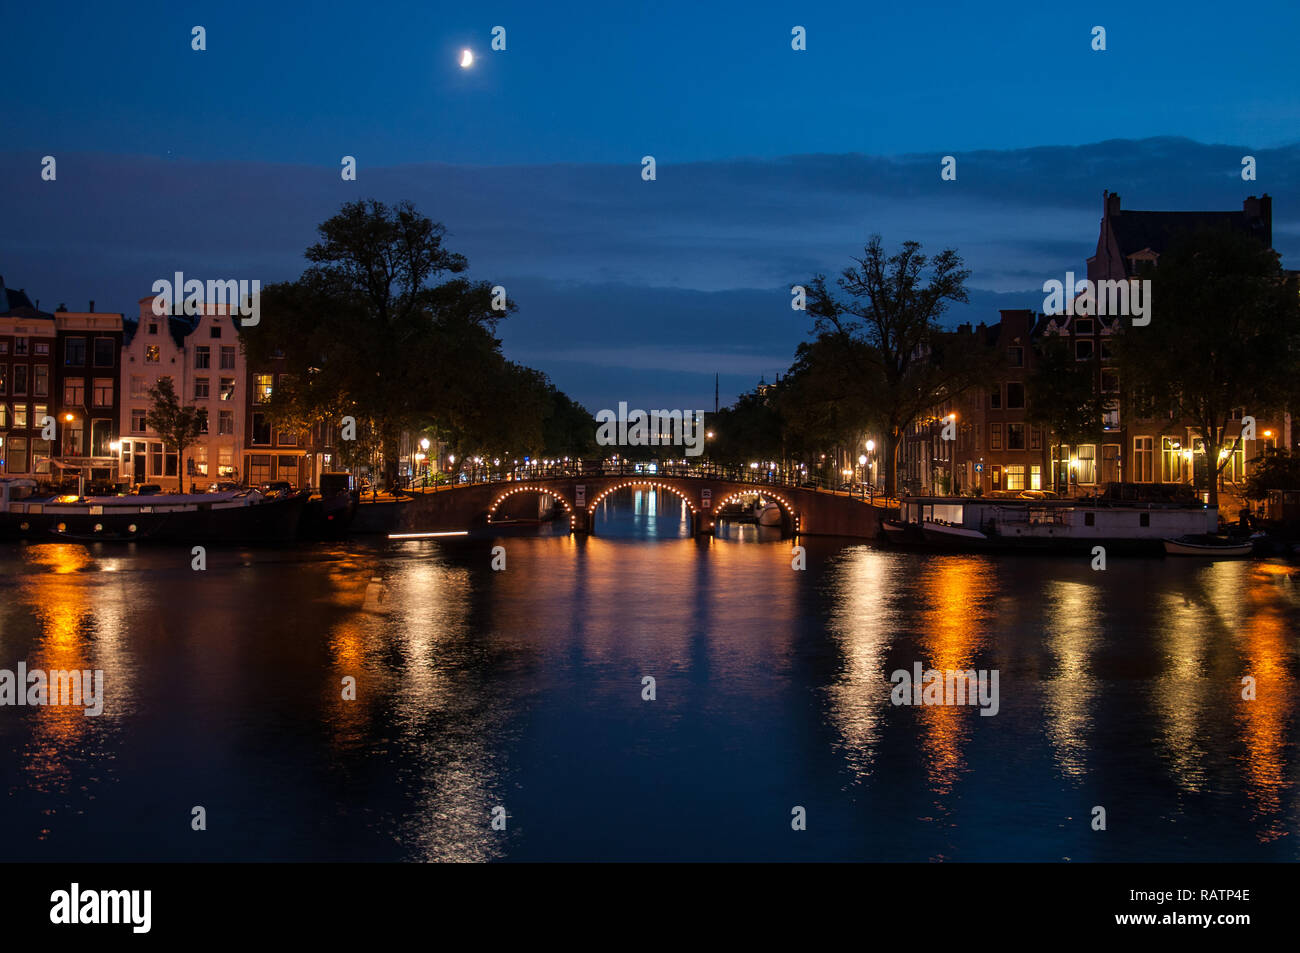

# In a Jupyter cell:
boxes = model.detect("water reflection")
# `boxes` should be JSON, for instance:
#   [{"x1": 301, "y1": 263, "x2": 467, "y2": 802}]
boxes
[
  {"x1": 1232, "y1": 562, "x2": 1295, "y2": 843},
  {"x1": 8, "y1": 545, "x2": 131, "y2": 838},
  {"x1": 914, "y1": 558, "x2": 993, "y2": 800},
  {"x1": 824, "y1": 546, "x2": 900, "y2": 778},
  {"x1": 1, "y1": 516, "x2": 1297, "y2": 861}
]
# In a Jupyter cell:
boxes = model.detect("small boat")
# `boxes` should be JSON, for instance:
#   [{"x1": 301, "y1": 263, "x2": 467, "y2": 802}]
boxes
[
  {"x1": 921, "y1": 520, "x2": 990, "y2": 546},
  {"x1": 755, "y1": 501, "x2": 782, "y2": 526},
  {"x1": 1163, "y1": 534, "x2": 1253, "y2": 557}
]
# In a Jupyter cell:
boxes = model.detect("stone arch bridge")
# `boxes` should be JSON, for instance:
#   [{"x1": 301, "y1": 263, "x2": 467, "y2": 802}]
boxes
[{"x1": 389, "y1": 468, "x2": 892, "y2": 539}]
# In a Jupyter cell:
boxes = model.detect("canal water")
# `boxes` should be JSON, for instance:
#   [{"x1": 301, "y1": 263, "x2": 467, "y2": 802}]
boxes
[{"x1": 1, "y1": 488, "x2": 1297, "y2": 861}]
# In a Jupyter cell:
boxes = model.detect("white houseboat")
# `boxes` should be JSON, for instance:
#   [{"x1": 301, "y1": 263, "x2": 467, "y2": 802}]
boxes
[{"x1": 891, "y1": 490, "x2": 1218, "y2": 555}]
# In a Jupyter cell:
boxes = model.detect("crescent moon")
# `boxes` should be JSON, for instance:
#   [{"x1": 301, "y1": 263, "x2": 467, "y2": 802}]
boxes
[{"x1": 460, "y1": 49, "x2": 474, "y2": 68}]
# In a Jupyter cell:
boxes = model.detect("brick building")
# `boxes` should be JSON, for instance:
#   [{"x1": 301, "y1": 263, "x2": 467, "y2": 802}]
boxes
[
  {"x1": 0, "y1": 280, "x2": 57, "y2": 478},
  {"x1": 53, "y1": 306, "x2": 124, "y2": 484},
  {"x1": 902, "y1": 193, "x2": 1288, "y2": 499}
]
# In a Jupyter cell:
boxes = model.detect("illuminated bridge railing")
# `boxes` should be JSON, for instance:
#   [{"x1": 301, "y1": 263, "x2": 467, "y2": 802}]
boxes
[{"x1": 396, "y1": 462, "x2": 891, "y2": 503}]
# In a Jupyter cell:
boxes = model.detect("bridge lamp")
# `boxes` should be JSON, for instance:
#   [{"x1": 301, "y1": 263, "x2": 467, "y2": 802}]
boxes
[
  {"x1": 858, "y1": 454, "x2": 867, "y2": 466},
  {"x1": 866, "y1": 440, "x2": 875, "y2": 453}
]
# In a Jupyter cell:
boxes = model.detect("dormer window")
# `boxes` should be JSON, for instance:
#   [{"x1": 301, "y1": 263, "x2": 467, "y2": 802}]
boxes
[{"x1": 1074, "y1": 319, "x2": 1094, "y2": 336}]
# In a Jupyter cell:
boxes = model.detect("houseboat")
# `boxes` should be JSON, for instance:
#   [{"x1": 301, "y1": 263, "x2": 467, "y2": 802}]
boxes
[
  {"x1": 889, "y1": 486, "x2": 1220, "y2": 555},
  {"x1": 0, "y1": 477, "x2": 306, "y2": 544}
]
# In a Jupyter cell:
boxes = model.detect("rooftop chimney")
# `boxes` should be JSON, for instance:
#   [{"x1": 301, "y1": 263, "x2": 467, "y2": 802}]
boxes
[
  {"x1": 89, "y1": 300, "x2": 95, "y2": 312},
  {"x1": 1104, "y1": 190, "x2": 1121, "y2": 217},
  {"x1": 1243, "y1": 194, "x2": 1273, "y2": 247}
]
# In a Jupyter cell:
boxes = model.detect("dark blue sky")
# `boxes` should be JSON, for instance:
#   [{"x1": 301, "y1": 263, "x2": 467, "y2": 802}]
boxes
[{"x1": 5, "y1": 1, "x2": 1298, "y2": 409}]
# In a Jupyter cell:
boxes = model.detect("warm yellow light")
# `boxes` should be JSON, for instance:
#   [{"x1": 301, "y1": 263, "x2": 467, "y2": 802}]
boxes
[
  {"x1": 1263, "y1": 430, "x2": 1273, "y2": 438},
  {"x1": 64, "y1": 413, "x2": 74, "y2": 422},
  {"x1": 865, "y1": 440, "x2": 875, "y2": 452}
]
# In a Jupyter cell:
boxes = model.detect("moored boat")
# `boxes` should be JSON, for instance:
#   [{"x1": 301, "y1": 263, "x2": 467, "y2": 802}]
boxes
[
  {"x1": 1163, "y1": 534, "x2": 1254, "y2": 557},
  {"x1": 887, "y1": 487, "x2": 1219, "y2": 555},
  {"x1": 0, "y1": 477, "x2": 306, "y2": 543},
  {"x1": 756, "y1": 500, "x2": 783, "y2": 526},
  {"x1": 921, "y1": 519, "x2": 990, "y2": 547}
]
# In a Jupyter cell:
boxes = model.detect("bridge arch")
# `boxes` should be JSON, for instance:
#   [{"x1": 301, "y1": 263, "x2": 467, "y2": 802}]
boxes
[
  {"x1": 587, "y1": 479, "x2": 700, "y2": 535},
  {"x1": 713, "y1": 488, "x2": 801, "y2": 534},
  {"x1": 487, "y1": 484, "x2": 576, "y2": 531}
]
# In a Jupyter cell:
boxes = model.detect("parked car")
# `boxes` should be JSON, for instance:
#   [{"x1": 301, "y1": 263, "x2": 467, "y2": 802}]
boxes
[
  {"x1": 258, "y1": 481, "x2": 296, "y2": 499},
  {"x1": 133, "y1": 484, "x2": 163, "y2": 496},
  {"x1": 207, "y1": 481, "x2": 242, "y2": 493}
]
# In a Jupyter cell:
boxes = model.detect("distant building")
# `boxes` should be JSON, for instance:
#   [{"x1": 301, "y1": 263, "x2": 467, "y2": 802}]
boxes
[
  {"x1": 242, "y1": 353, "x2": 338, "y2": 489},
  {"x1": 1088, "y1": 190, "x2": 1271, "y2": 283},
  {"x1": 53, "y1": 305, "x2": 124, "y2": 484},
  {"x1": 0, "y1": 279, "x2": 57, "y2": 478},
  {"x1": 903, "y1": 192, "x2": 1287, "y2": 499},
  {"x1": 119, "y1": 298, "x2": 246, "y2": 489}
]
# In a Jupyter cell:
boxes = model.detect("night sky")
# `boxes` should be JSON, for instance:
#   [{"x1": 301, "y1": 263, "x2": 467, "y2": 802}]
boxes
[{"x1": 5, "y1": 0, "x2": 1298, "y2": 410}]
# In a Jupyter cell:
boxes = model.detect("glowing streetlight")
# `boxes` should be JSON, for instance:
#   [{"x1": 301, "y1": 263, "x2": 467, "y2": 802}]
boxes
[
  {"x1": 865, "y1": 439, "x2": 875, "y2": 453},
  {"x1": 420, "y1": 437, "x2": 430, "y2": 451},
  {"x1": 858, "y1": 454, "x2": 867, "y2": 466}
]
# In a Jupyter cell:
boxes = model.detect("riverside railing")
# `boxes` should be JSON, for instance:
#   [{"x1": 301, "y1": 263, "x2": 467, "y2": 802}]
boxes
[{"x1": 396, "y1": 461, "x2": 889, "y2": 503}]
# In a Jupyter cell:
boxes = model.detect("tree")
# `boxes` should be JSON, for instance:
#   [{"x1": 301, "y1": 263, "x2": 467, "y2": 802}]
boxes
[
  {"x1": 710, "y1": 387, "x2": 784, "y2": 468},
  {"x1": 145, "y1": 377, "x2": 206, "y2": 489},
  {"x1": 1025, "y1": 334, "x2": 1105, "y2": 493},
  {"x1": 1243, "y1": 447, "x2": 1300, "y2": 502},
  {"x1": 245, "y1": 199, "x2": 510, "y2": 489},
  {"x1": 777, "y1": 335, "x2": 876, "y2": 479},
  {"x1": 802, "y1": 237, "x2": 992, "y2": 496},
  {"x1": 1112, "y1": 226, "x2": 1300, "y2": 507}
]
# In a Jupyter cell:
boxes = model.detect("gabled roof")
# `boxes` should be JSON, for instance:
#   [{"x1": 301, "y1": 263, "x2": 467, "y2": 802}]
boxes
[
  {"x1": 0, "y1": 281, "x2": 51, "y2": 319},
  {"x1": 1109, "y1": 209, "x2": 1269, "y2": 266}
]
